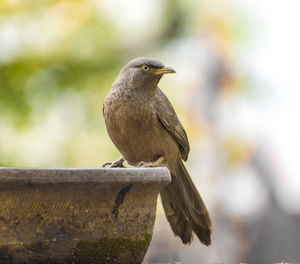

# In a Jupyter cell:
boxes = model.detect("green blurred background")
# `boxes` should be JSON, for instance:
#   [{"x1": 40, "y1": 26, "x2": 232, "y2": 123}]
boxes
[
  {"x1": 0, "y1": 0, "x2": 130, "y2": 167},
  {"x1": 0, "y1": 0, "x2": 249, "y2": 168}
]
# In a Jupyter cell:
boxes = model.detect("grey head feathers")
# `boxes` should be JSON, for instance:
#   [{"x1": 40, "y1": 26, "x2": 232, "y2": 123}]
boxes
[
  {"x1": 123, "y1": 57, "x2": 165, "y2": 70},
  {"x1": 114, "y1": 57, "x2": 170, "y2": 93}
]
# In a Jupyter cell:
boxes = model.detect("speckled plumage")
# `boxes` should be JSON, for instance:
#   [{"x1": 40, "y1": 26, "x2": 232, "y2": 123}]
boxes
[{"x1": 103, "y1": 57, "x2": 212, "y2": 245}]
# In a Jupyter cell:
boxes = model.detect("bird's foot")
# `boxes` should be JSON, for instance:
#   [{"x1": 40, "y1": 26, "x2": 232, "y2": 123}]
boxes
[
  {"x1": 137, "y1": 156, "x2": 165, "y2": 168},
  {"x1": 102, "y1": 157, "x2": 125, "y2": 168}
]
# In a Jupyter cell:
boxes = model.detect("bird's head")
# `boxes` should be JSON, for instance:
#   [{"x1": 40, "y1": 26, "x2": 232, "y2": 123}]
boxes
[{"x1": 115, "y1": 57, "x2": 176, "y2": 93}]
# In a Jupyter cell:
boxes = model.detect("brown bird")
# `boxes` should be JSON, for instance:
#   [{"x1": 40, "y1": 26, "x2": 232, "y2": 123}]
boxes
[{"x1": 103, "y1": 57, "x2": 212, "y2": 245}]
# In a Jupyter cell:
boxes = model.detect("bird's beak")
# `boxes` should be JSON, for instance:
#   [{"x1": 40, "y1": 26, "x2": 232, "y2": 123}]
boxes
[{"x1": 154, "y1": 66, "x2": 176, "y2": 75}]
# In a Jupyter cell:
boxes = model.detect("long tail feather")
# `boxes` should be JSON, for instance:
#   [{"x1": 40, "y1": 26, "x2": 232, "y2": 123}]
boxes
[{"x1": 160, "y1": 159, "x2": 212, "y2": 245}]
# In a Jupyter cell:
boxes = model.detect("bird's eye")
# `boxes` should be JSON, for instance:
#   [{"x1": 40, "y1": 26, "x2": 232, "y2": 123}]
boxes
[{"x1": 142, "y1": 65, "x2": 150, "y2": 72}]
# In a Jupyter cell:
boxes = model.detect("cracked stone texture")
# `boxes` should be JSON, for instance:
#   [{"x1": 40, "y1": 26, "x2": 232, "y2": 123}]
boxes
[{"x1": 0, "y1": 167, "x2": 171, "y2": 264}]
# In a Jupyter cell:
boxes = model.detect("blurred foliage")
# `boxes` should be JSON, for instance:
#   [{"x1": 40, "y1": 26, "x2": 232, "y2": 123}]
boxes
[
  {"x1": 0, "y1": 0, "x2": 251, "y2": 168},
  {"x1": 0, "y1": 0, "x2": 182, "y2": 167},
  {"x1": 0, "y1": 0, "x2": 127, "y2": 167},
  {"x1": 1, "y1": 1, "x2": 122, "y2": 126}
]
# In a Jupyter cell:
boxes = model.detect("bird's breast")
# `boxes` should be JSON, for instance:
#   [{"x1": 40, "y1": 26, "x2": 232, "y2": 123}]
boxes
[{"x1": 104, "y1": 91, "x2": 168, "y2": 165}]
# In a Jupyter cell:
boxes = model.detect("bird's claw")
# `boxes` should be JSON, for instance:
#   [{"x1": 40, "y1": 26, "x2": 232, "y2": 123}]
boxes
[
  {"x1": 137, "y1": 161, "x2": 148, "y2": 168},
  {"x1": 102, "y1": 161, "x2": 112, "y2": 168},
  {"x1": 102, "y1": 158, "x2": 125, "y2": 168},
  {"x1": 137, "y1": 157, "x2": 165, "y2": 168}
]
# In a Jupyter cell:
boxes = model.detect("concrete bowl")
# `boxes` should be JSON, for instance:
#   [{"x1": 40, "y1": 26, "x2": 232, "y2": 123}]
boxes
[{"x1": 0, "y1": 167, "x2": 171, "y2": 264}]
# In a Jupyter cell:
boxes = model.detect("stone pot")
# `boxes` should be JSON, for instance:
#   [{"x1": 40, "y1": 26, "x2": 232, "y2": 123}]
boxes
[{"x1": 0, "y1": 167, "x2": 171, "y2": 264}]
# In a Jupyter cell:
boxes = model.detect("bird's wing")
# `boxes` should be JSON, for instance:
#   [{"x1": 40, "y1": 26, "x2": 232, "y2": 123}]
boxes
[{"x1": 155, "y1": 88, "x2": 190, "y2": 161}]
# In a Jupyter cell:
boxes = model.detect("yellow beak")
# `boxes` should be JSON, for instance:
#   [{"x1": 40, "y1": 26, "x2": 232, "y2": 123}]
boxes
[{"x1": 154, "y1": 66, "x2": 176, "y2": 75}]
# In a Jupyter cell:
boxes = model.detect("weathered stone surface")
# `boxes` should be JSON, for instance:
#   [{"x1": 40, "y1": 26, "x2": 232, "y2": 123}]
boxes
[{"x1": 0, "y1": 167, "x2": 171, "y2": 264}]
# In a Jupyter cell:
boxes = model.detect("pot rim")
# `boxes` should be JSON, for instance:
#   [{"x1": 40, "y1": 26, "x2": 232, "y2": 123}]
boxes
[{"x1": 0, "y1": 167, "x2": 171, "y2": 184}]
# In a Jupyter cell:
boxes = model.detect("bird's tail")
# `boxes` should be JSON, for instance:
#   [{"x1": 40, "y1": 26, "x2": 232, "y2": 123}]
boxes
[{"x1": 160, "y1": 159, "x2": 212, "y2": 245}]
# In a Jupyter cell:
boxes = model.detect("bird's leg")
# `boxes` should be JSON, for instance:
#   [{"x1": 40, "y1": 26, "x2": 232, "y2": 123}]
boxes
[
  {"x1": 137, "y1": 156, "x2": 166, "y2": 168},
  {"x1": 102, "y1": 157, "x2": 125, "y2": 168}
]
